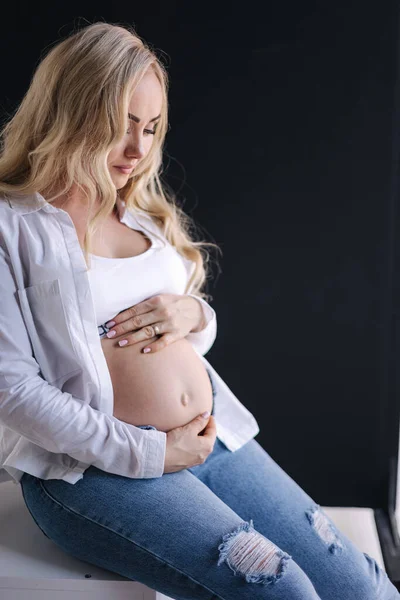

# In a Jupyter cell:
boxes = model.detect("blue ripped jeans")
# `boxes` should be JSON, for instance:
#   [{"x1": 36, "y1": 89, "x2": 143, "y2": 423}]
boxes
[{"x1": 20, "y1": 368, "x2": 398, "y2": 599}]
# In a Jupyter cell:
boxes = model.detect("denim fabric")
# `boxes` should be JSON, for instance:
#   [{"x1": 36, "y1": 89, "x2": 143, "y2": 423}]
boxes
[{"x1": 20, "y1": 368, "x2": 398, "y2": 600}]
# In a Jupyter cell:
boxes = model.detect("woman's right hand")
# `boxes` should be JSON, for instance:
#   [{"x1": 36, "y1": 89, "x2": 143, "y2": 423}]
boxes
[{"x1": 163, "y1": 413, "x2": 217, "y2": 473}]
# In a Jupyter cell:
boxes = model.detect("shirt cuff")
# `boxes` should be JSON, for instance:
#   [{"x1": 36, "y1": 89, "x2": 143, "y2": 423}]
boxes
[
  {"x1": 142, "y1": 429, "x2": 167, "y2": 478},
  {"x1": 185, "y1": 295, "x2": 217, "y2": 356}
]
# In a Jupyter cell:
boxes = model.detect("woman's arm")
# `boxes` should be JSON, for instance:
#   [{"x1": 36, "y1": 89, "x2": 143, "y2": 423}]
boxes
[
  {"x1": 183, "y1": 256, "x2": 217, "y2": 356},
  {"x1": 0, "y1": 243, "x2": 167, "y2": 479},
  {"x1": 185, "y1": 294, "x2": 217, "y2": 356}
]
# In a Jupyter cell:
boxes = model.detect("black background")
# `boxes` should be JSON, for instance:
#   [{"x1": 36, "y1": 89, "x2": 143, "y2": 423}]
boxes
[{"x1": 2, "y1": 2, "x2": 400, "y2": 508}]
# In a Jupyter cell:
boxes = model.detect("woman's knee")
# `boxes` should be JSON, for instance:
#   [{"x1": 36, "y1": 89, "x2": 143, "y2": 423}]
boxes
[
  {"x1": 216, "y1": 519, "x2": 394, "y2": 599},
  {"x1": 218, "y1": 519, "x2": 290, "y2": 585},
  {"x1": 217, "y1": 519, "x2": 321, "y2": 598}
]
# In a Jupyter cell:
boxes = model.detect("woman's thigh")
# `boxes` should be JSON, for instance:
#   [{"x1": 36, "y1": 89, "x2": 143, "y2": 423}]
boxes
[
  {"x1": 21, "y1": 461, "x2": 325, "y2": 600},
  {"x1": 188, "y1": 437, "x2": 399, "y2": 600}
]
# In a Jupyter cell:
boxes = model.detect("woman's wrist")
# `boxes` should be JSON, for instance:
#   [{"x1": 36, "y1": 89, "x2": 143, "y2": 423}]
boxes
[{"x1": 189, "y1": 297, "x2": 207, "y2": 333}]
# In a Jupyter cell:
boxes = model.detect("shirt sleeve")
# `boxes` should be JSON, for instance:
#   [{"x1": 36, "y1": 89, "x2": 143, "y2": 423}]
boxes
[
  {"x1": 184, "y1": 294, "x2": 217, "y2": 356},
  {"x1": 0, "y1": 243, "x2": 167, "y2": 479}
]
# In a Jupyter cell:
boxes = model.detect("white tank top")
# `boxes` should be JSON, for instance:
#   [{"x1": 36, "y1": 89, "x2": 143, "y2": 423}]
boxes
[{"x1": 87, "y1": 224, "x2": 188, "y2": 327}]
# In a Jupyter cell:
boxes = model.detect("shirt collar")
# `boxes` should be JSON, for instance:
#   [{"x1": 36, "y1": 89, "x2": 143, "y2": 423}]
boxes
[{"x1": 4, "y1": 191, "x2": 150, "y2": 225}]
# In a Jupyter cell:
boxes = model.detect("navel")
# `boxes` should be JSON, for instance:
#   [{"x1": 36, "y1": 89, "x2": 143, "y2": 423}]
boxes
[{"x1": 180, "y1": 392, "x2": 190, "y2": 407}]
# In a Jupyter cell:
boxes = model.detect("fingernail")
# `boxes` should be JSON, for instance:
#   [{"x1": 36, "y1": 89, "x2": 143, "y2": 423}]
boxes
[
  {"x1": 143, "y1": 347, "x2": 151, "y2": 353},
  {"x1": 118, "y1": 340, "x2": 128, "y2": 347},
  {"x1": 201, "y1": 411, "x2": 210, "y2": 418},
  {"x1": 106, "y1": 330, "x2": 116, "y2": 338},
  {"x1": 105, "y1": 320, "x2": 116, "y2": 328}
]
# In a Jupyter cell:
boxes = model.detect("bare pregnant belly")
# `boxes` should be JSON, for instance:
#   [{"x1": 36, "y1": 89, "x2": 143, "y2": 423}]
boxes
[{"x1": 101, "y1": 335, "x2": 214, "y2": 432}]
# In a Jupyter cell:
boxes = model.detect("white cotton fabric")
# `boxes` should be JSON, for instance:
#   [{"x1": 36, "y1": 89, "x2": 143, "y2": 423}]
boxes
[{"x1": 88, "y1": 218, "x2": 188, "y2": 327}]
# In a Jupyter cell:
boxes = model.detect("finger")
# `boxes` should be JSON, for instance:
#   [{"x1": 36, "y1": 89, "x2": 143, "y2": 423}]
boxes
[
  {"x1": 106, "y1": 297, "x2": 162, "y2": 329},
  {"x1": 117, "y1": 326, "x2": 159, "y2": 347},
  {"x1": 107, "y1": 313, "x2": 157, "y2": 338},
  {"x1": 202, "y1": 416, "x2": 217, "y2": 439},
  {"x1": 142, "y1": 333, "x2": 174, "y2": 354}
]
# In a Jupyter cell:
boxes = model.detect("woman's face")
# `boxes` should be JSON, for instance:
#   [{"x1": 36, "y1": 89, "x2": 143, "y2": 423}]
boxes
[{"x1": 107, "y1": 68, "x2": 163, "y2": 188}]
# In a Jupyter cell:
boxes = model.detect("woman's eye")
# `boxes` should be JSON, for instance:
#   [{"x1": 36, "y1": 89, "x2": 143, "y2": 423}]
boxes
[{"x1": 125, "y1": 127, "x2": 157, "y2": 135}]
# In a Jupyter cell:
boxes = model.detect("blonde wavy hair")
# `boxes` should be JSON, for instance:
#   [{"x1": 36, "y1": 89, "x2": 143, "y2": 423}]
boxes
[{"x1": 0, "y1": 20, "x2": 221, "y2": 301}]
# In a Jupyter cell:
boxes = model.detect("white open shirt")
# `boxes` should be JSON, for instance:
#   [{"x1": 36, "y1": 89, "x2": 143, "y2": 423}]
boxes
[{"x1": 0, "y1": 191, "x2": 260, "y2": 485}]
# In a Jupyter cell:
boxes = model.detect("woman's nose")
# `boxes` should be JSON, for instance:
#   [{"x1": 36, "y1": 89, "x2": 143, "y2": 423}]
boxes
[{"x1": 126, "y1": 138, "x2": 145, "y2": 160}]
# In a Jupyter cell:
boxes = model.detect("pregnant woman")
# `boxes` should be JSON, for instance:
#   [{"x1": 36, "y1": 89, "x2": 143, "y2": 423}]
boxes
[
  {"x1": 0, "y1": 21, "x2": 397, "y2": 600},
  {"x1": 52, "y1": 187, "x2": 216, "y2": 433}
]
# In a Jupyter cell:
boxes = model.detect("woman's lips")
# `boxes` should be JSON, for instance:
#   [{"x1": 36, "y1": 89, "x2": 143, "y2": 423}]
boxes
[{"x1": 115, "y1": 166, "x2": 134, "y2": 174}]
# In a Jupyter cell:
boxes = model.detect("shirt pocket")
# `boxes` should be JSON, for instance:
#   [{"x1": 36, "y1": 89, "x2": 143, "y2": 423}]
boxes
[{"x1": 17, "y1": 278, "x2": 81, "y2": 385}]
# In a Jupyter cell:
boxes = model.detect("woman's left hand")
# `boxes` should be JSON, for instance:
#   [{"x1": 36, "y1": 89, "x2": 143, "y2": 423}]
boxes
[{"x1": 103, "y1": 293, "x2": 205, "y2": 353}]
